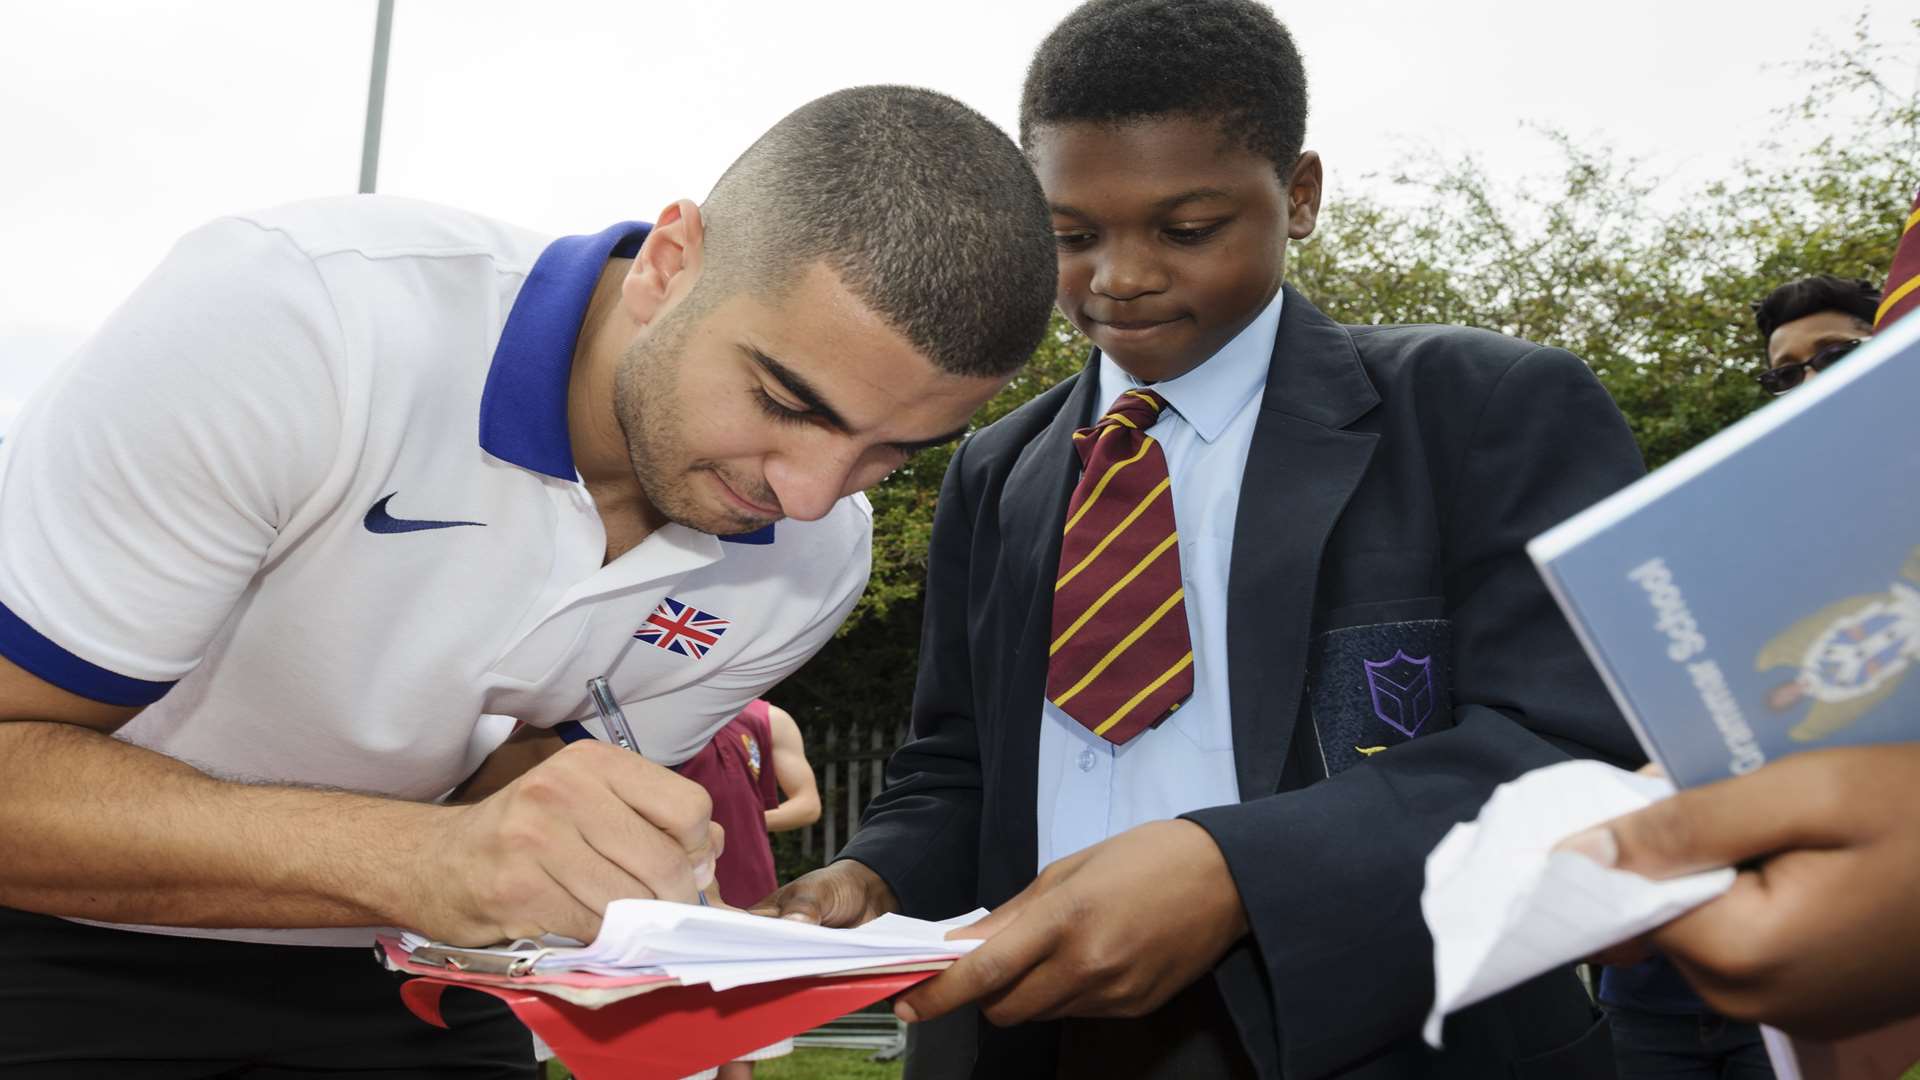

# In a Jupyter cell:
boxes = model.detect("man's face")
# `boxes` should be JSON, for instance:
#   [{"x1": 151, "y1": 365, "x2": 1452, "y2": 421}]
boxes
[
  {"x1": 613, "y1": 261, "x2": 1008, "y2": 534},
  {"x1": 1766, "y1": 309, "x2": 1874, "y2": 387},
  {"x1": 1030, "y1": 116, "x2": 1314, "y2": 383}
]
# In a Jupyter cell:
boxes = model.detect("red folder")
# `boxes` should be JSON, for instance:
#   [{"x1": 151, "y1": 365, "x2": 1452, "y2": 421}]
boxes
[{"x1": 379, "y1": 936, "x2": 938, "y2": 1079}]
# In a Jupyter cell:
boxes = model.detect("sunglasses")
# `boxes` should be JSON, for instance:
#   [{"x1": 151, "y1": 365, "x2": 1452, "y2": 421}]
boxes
[{"x1": 1756, "y1": 338, "x2": 1865, "y2": 396}]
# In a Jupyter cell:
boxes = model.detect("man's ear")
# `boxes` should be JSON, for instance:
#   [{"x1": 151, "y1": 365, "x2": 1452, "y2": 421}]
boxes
[
  {"x1": 622, "y1": 198, "x2": 706, "y2": 326},
  {"x1": 1286, "y1": 151, "x2": 1323, "y2": 241}
]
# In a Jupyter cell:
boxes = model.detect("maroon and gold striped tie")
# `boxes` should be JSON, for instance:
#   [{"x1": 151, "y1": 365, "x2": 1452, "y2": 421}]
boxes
[
  {"x1": 1876, "y1": 186, "x2": 1920, "y2": 332},
  {"x1": 1046, "y1": 389, "x2": 1193, "y2": 745}
]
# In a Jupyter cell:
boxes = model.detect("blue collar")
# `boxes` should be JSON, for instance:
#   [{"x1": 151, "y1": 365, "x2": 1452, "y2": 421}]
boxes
[
  {"x1": 480, "y1": 221, "x2": 650, "y2": 481},
  {"x1": 477, "y1": 220, "x2": 776, "y2": 546}
]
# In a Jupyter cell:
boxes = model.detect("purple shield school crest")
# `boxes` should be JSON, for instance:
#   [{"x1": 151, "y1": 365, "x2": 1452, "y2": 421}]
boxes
[{"x1": 1362, "y1": 650, "x2": 1437, "y2": 737}]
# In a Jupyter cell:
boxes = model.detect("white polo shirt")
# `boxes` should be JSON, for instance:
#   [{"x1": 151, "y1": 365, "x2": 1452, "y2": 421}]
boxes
[{"x1": 0, "y1": 196, "x2": 870, "y2": 944}]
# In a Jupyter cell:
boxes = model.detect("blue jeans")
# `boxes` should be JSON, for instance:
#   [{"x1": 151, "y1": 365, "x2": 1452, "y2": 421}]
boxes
[{"x1": 1604, "y1": 1004, "x2": 1776, "y2": 1080}]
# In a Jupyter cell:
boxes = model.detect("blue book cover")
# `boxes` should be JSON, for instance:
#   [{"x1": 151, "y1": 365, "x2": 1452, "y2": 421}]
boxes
[{"x1": 1529, "y1": 313, "x2": 1920, "y2": 790}]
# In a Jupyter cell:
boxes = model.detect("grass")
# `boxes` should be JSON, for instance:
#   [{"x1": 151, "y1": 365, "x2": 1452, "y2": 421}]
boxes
[
  {"x1": 545, "y1": 1048, "x2": 903, "y2": 1079},
  {"x1": 755, "y1": 1049, "x2": 905, "y2": 1079}
]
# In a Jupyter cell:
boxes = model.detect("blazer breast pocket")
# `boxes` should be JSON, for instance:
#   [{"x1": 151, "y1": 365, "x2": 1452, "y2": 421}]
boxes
[{"x1": 1308, "y1": 606, "x2": 1453, "y2": 777}]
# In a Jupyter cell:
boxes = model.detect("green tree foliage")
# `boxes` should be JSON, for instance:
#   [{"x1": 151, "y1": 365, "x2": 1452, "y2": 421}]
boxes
[
  {"x1": 1293, "y1": 15, "x2": 1917, "y2": 467},
  {"x1": 770, "y1": 21, "x2": 1919, "y2": 862}
]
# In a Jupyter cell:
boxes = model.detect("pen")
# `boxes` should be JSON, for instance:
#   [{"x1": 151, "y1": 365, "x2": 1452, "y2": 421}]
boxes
[
  {"x1": 586, "y1": 676, "x2": 639, "y2": 752},
  {"x1": 583, "y1": 676, "x2": 711, "y2": 907}
]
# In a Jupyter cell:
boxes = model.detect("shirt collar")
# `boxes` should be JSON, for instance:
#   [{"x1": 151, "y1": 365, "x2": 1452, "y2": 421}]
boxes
[
  {"x1": 478, "y1": 221, "x2": 652, "y2": 482},
  {"x1": 476, "y1": 220, "x2": 777, "y2": 546},
  {"x1": 1096, "y1": 288, "x2": 1284, "y2": 443}
]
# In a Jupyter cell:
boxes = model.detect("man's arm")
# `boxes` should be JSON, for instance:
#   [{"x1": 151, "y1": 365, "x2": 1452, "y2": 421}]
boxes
[
  {"x1": 0, "y1": 653, "x2": 718, "y2": 943},
  {"x1": 763, "y1": 705, "x2": 820, "y2": 833}
]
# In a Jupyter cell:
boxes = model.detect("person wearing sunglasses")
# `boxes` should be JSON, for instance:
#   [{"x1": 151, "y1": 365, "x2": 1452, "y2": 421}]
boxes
[{"x1": 1753, "y1": 274, "x2": 1881, "y2": 395}]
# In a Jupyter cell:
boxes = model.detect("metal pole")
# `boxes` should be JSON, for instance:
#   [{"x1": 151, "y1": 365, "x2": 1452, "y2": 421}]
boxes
[{"x1": 357, "y1": 0, "x2": 395, "y2": 194}]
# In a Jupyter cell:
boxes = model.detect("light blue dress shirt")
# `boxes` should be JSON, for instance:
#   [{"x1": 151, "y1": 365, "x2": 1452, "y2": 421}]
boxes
[{"x1": 1035, "y1": 289, "x2": 1285, "y2": 871}]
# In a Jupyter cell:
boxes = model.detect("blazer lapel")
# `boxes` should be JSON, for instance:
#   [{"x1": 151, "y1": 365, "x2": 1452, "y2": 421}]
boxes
[
  {"x1": 988, "y1": 361, "x2": 1098, "y2": 883},
  {"x1": 1228, "y1": 287, "x2": 1380, "y2": 799}
]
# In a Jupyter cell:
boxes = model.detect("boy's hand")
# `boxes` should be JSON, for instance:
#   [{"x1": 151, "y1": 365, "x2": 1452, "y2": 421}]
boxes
[
  {"x1": 751, "y1": 860, "x2": 897, "y2": 927},
  {"x1": 408, "y1": 740, "x2": 722, "y2": 946},
  {"x1": 896, "y1": 819, "x2": 1246, "y2": 1027},
  {"x1": 1556, "y1": 745, "x2": 1920, "y2": 1039}
]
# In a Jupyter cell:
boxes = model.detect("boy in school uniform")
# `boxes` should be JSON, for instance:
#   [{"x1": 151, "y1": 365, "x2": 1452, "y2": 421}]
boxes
[{"x1": 763, "y1": 2, "x2": 1646, "y2": 1076}]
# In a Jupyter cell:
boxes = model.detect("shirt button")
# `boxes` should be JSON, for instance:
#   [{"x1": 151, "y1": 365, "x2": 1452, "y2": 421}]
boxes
[{"x1": 1077, "y1": 749, "x2": 1097, "y2": 772}]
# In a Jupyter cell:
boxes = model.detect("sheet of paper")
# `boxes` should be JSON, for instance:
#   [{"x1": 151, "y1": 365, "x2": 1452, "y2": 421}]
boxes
[
  {"x1": 1420, "y1": 759, "x2": 1736, "y2": 1046},
  {"x1": 545, "y1": 901, "x2": 988, "y2": 969},
  {"x1": 401, "y1": 901, "x2": 988, "y2": 990},
  {"x1": 655, "y1": 953, "x2": 959, "y2": 991}
]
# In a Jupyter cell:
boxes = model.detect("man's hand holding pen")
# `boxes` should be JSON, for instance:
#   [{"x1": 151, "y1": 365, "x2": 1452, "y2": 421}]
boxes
[{"x1": 409, "y1": 740, "x2": 724, "y2": 946}]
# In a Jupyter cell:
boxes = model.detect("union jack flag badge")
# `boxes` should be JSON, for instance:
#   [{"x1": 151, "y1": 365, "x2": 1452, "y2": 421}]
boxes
[{"x1": 635, "y1": 597, "x2": 732, "y2": 659}]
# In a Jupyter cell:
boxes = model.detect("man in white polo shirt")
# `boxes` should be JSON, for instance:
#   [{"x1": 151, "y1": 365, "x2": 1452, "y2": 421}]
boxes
[{"x1": 0, "y1": 86, "x2": 1056, "y2": 1076}]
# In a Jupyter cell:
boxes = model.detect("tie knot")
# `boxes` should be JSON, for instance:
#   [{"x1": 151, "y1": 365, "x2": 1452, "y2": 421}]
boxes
[
  {"x1": 1096, "y1": 389, "x2": 1170, "y2": 432},
  {"x1": 1072, "y1": 389, "x2": 1172, "y2": 466}
]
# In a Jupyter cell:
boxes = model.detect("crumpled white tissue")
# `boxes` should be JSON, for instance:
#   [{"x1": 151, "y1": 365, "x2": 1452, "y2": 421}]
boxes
[{"x1": 1420, "y1": 759, "x2": 1736, "y2": 1046}]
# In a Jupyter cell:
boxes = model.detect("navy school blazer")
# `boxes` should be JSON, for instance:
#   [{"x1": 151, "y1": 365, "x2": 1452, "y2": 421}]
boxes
[{"x1": 838, "y1": 287, "x2": 1648, "y2": 1079}]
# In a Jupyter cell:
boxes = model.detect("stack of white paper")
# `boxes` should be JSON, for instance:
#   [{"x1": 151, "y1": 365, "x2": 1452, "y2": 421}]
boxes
[{"x1": 402, "y1": 901, "x2": 986, "y2": 991}]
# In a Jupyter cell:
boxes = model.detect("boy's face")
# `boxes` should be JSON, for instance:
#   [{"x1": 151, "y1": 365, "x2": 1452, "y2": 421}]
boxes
[{"x1": 1031, "y1": 116, "x2": 1320, "y2": 383}]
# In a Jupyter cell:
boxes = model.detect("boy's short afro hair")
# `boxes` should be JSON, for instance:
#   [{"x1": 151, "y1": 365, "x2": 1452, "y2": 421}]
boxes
[{"x1": 1020, "y1": 0, "x2": 1309, "y2": 175}]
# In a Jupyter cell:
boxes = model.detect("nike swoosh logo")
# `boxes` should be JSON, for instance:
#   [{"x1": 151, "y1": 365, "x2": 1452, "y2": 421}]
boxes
[{"x1": 363, "y1": 492, "x2": 487, "y2": 534}]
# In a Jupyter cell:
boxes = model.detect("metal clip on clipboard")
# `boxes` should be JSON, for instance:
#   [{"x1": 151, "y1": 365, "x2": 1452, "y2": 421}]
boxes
[{"x1": 407, "y1": 943, "x2": 552, "y2": 977}]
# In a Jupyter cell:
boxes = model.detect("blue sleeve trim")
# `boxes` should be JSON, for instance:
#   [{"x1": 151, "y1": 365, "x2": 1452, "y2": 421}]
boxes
[
  {"x1": 554, "y1": 720, "x2": 597, "y2": 744},
  {"x1": 0, "y1": 599, "x2": 175, "y2": 707}
]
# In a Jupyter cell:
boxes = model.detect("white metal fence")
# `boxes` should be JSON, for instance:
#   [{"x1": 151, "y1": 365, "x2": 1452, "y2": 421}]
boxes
[{"x1": 798, "y1": 721, "x2": 910, "y2": 863}]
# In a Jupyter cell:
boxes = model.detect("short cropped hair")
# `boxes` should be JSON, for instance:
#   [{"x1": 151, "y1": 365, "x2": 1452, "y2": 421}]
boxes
[
  {"x1": 698, "y1": 86, "x2": 1056, "y2": 379},
  {"x1": 1020, "y1": 0, "x2": 1309, "y2": 175},
  {"x1": 1753, "y1": 275, "x2": 1881, "y2": 341}
]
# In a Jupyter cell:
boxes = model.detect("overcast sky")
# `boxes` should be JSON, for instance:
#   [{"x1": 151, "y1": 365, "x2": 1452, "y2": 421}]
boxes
[{"x1": 0, "y1": 1, "x2": 1896, "y2": 433}]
